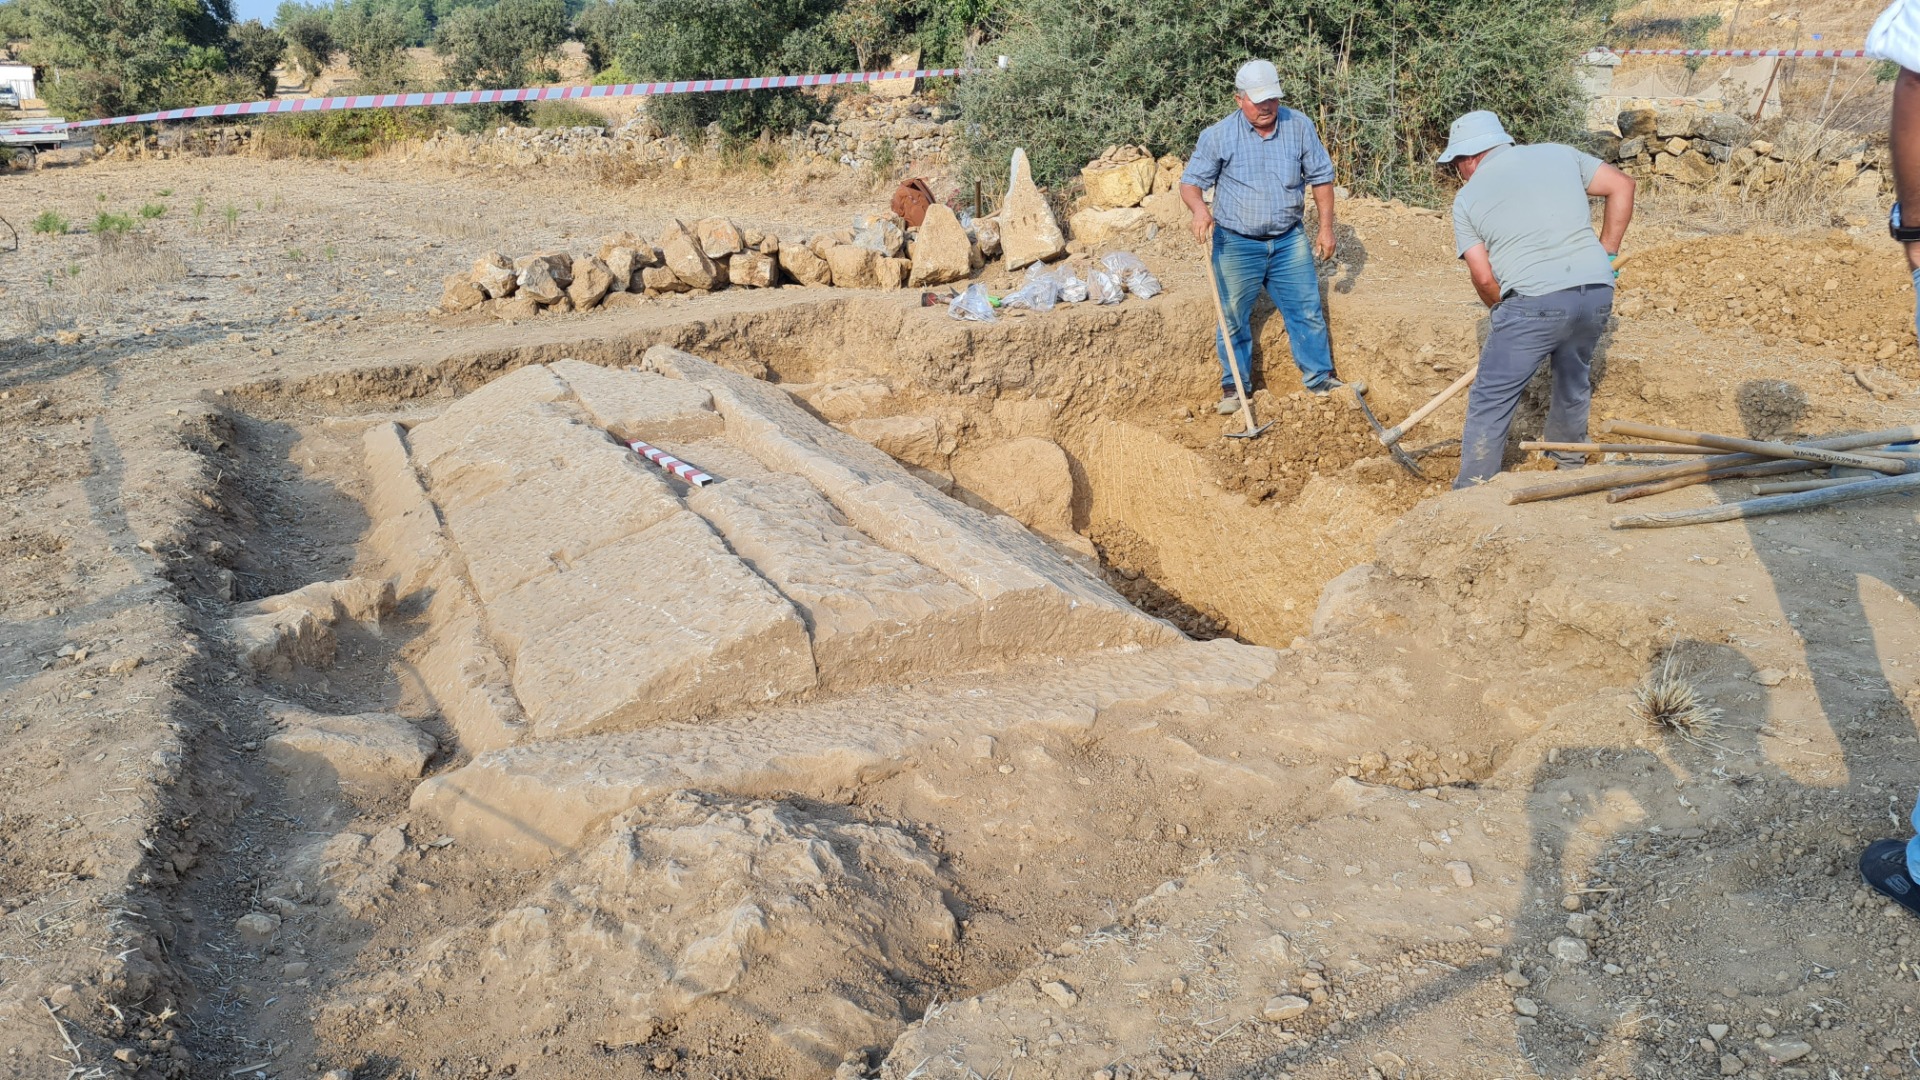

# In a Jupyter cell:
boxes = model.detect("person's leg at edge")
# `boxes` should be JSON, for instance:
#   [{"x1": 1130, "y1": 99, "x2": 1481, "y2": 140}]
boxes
[
  {"x1": 1264, "y1": 225, "x2": 1338, "y2": 390},
  {"x1": 1539, "y1": 287, "x2": 1613, "y2": 471},
  {"x1": 1211, "y1": 227, "x2": 1262, "y2": 397},
  {"x1": 1454, "y1": 298, "x2": 1555, "y2": 489}
]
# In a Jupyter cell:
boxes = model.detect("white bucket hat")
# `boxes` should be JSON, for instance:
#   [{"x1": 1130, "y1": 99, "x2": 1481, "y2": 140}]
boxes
[
  {"x1": 1234, "y1": 59, "x2": 1284, "y2": 104},
  {"x1": 1437, "y1": 110, "x2": 1514, "y2": 163}
]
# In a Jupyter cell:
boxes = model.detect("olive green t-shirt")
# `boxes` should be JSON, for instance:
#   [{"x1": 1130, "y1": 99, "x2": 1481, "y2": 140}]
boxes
[{"x1": 1451, "y1": 143, "x2": 1614, "y2": 298}]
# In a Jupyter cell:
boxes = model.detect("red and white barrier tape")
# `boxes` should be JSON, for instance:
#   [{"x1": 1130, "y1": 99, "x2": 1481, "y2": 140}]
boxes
[
  {"x1": 1611, "y1": 47, "x2": 1868, "y2": 58},
  {"x1": 0, "y1": 65, "x2": 976, "y2": 136},
  {"x1": 627, "y1": 439, "x2": 714, "y2": 487}
]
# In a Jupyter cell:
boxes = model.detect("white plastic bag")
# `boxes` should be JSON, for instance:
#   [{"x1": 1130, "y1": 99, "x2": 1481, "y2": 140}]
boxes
[
  {"x1": 1127, "y1": 269, "x2": 1164, "y2": 299},
  {"x1": 1089, "y1": 267, "x2": 1125, "y2": 305},
  {"x1": 1001, "y1": 274, "x2": 1059, "y2": 312},
  {"x1": 1053, "y1": 266, "x2": 1088, "y2": 303},
  {"x1": 1100, "y1": 251, "x2": 1149, "y2": 279},
  {"x1": 947, "y1": 283, "x2": 997, "y2": 322}
]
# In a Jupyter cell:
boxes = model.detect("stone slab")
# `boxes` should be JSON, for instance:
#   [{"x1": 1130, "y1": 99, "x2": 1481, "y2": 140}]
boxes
[
  {"x1": 549, "y1": 358, "x2": 725, "y2": 443},
  {"x1": 645, "y1": 346, "x2": 1180, "y2": 655},
  {"x1": 361, "y1": 422, "x2": 451, "y2": 596},
  {"x1": 264, "y1": 705, "x2": 437, "y2": 787},
  {"x1": 412, "y1": 639, "x2": 1277, "y2": 862},
  {"x1": 439, "y1": 441, "x2": 684, "y2": 604},
  {"x1": 405, "y1": 364, "x2": 571, "y2": 472},
  {"x1": 484, "y1": 510, "x2": 818, "y2": 740},
  {"x1": 688, "y1": 474, "x2": 984, "y2": 690}
]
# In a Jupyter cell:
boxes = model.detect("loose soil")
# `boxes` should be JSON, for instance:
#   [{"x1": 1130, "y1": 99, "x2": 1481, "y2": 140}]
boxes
[{"x1": 1, "y1": 148, "x2": 1917, "y2": 1080}]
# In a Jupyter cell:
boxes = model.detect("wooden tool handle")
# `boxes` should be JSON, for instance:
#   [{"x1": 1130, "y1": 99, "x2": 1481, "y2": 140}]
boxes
[
  {"x1": 1382, "y1": 366, "x2": 1477, "y2": 446},
  {"x1": 1599, "y1": 420, "x2": 1910, "y2": 475}
]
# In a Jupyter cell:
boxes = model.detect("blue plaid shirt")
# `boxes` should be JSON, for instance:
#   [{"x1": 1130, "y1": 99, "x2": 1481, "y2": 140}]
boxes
[{"x1": 1181, "y1": 108, "x2": 1336, "y2": 238}]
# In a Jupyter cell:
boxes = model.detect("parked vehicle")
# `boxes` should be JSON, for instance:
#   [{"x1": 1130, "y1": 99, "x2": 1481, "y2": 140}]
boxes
[{"x1": 0, "y1": 117, "x2": 69, "y2": 168}]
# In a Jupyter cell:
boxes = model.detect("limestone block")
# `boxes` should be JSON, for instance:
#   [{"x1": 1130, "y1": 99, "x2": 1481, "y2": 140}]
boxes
[
  {"x1": 730, "y1": 250, "x2": 778, "y2": 288},
  {"x1": 1069, "y1": 207, "x2": 1151, "y2": 246},
  {"x1": 230, "y1": 608, "x2": 336, "y2": 675},
  {"x1": 779, "y1": 244, "x2": 832, "y2": 286},
  {"x1": 644, "y1": 346, "x2": 1179, "y2": 655},
  {"x1": 1152, "y1": 153, "x2": 1184, "y2": 195},
  {"x1": 361, "y1": 423, "x2": 449, "y2": 596},
  {"x1": 491, "y1": 295, "x2": 541, "y2": 321},
  {"x1": 804, "y1": 380, "x2": 892, "y2": 423},
  {"x1": 410, "y1": 597, "x2": 526, "y2": 752},
  {"x1": 846, "y1": 414, "x2": 945, "y2": 470},
  {"x1": 641, "y1": 264, "x2": 691, "y2": 293},
  {"x1": 1655, "y1": 149, "x2": 1717, "y2": 186},
  {"x1": 485, "y1": 511, "x2": 817, "y2": 739},
  {"x1": 661, "y1": 219, "x2": 722, "y2": 289},
  {"x1": 406, "y1": 365, "x2": 572, "y2": 470},
  {"x1": 695, "y1": 217, "x2": 747, "y2": 258},
  {"x1": 689, "y1": 474, "x2": 984, "y2": 689},
  {"x1": 411, "y1": 638, "x2": 1273, "y2": 861},
  {"x1": 1000, "y1": 148, "x2": 1068, "y2": 269},
  {"x1": 264, "y1": 705, "x2": 437, "y2": 787},
  {"x1": 973, "y1": 216, "x2": 1002, "y2": 259},
  {"x1": 566, "y1": 256, "x2": 614, "y2": 311},
  {"x1": 908, "y1": 204, "x2": 972, "y2": 287},
  {"x1": 515, "y1": 256, "x2": 568, "y2": 305},
  {"x1": 875, "y1": 256, "x2": 911, "y2": 289},
  {"x1": 602, "y1": 247, "x2": 639, "y2": 292},
  {"x1": 471, "y1": 252, "x2": 517, "y2": 298},
  {"x1": 951, "y1": 437, "x2": 1078, "y2": 545},
  {"x1": 1081, "y1": 156, "x2": 1154, "y2": 209},
  {"x1": 441, "y1": 273, "x2": 485, "y2": 312},
  {"x1": 596, "y1": 231, "x2": 642, "y2": 263},
  {"x1": 439, "y1": 440, "x2": 684, "y2": 603},
  {"x1": 550, "y1": 359, "x2": 724, "y2": 443},
  {"x1": 246, "y1": 577, "x2": 395, "y2": 626},
  {"x1": 1617, "y1": 108, "x2": 1657, "y2": 137},
  {"x1": 823, "y1": 244, "x2": 880, "y2": 288}
]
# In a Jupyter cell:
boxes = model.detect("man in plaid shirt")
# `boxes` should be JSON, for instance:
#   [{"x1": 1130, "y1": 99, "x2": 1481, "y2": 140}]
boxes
[{"x1": 1180, "y1": 59, "x2": 1342, "y2": 414}]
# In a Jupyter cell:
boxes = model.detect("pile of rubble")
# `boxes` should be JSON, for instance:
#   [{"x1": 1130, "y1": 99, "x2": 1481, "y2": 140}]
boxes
[
  {"x1": 1070, "y1": 144, "x2": 1190, "y2": 245},
  {"x1": 1599, "y1": 107, "x2": 1889, "y2": 198},
  {"x1": 438, "y1": 205, "x2": 997, "y2": 318}
]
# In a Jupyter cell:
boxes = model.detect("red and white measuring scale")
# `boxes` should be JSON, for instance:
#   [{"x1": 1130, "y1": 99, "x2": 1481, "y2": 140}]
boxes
[{"x1": 626, "y1": 439, "x2": 714, "y2": 487}]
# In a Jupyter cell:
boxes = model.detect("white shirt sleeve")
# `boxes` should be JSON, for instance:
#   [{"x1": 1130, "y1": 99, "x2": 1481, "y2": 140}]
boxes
[{"x1": 1869, "y1": 0, "x2": 1920, "y2": 72}]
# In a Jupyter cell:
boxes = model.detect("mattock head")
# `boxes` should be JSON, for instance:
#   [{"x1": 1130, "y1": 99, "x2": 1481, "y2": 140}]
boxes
[{"x1": 1344, "y1": 382, "x2": 1426, "y2": 478}]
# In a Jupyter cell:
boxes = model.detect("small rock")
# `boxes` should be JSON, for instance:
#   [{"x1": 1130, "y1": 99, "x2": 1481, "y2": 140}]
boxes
[
  {"x1": 321, "y1": 1071, "x2": 352, "y2": 1080},
  {"x1": 1262, "y1": 995, "x2": 1311, "y2": 1022},
  {"x1": 1720, "y1": 1053, "x2": 1745, "y2": 1075},
  {"x1": 651, "y1": 1050, "x2": 678, "y2": 1071},
  {"x1": 1041, "y1": 980, "x2": 1078, "y2": 1007},
  {"x1": 1755, "y1": 1023, "x2": 1776, "y2": 1039},
  {"x1": 1445, "y1": 861, "x2": 1474, "y2": 887},
  {"x1": 1565, "y1": 911, "x2": 1597, "y2": 938},
  {"x1": 281, "y1": 961, "x2": 309, "y2": 978},
  {"x1": 1548, "y1": 936, "x2": 1590, "y2": 963},
  {"x1": 235, "y1": 911, "x2": 280, "y2": 946},
  {"x1": 1561, "y1": 894, "x2": 1583, "y2": 912},
  {"x1": 971, "y1": 735, "x2": 996, "y2": 759},
  {"x1": 108, "y1": 656, "x2": 141, "y2": 675},
  {"x1": 113, "y1": 1048, "x2": 139, "y2": 1064},
  {"x1": 1290, "y1": 902, "x2": 1313, "y2": 919},
  {"x1": 1709, "y1": 1024, "x2": 1730, "y2": 1041},
  {"x1": 1502, "y1": 971, "x2": 1532, "y2": 988},
  {"x1": 1756, "y1": 1037, "x2": 1811, "y2": 1063},
  {"x1": 1753, "y1": 668, "x2": 1787, "y2": 687},
  {"x1": 1513, "y1": 996, "x2": 1540, "y2": 1017}
]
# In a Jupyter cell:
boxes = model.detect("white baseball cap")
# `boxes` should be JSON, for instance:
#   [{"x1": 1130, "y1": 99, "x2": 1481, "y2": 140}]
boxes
[{"x1": 1234, "y1": 60, "x2": 1284, "y2": 104}]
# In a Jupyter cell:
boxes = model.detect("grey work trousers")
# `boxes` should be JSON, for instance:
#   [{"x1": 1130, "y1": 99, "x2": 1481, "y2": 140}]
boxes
[{"x1": 1454, "y1": 284, "x2": 1614, "y2": 489}]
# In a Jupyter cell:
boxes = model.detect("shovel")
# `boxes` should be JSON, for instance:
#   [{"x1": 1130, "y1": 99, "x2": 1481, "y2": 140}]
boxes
[{"x1": 1203, "y1": 245, "x2": 1270, "y2": 440}]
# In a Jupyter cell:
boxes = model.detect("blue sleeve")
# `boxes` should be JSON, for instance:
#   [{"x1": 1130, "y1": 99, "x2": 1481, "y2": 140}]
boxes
[
  {"x1": 1300, "y1": 117, "x2": 1335, "y2": 186},
  {"x1": 1180, "y1": 125, "x2": 1223, "y2": 190}
]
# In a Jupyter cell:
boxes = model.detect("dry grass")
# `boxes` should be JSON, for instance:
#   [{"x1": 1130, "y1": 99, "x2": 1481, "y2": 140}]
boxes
[
  {"x1": 1631, "y1": 651, "x2": 1723, "y2": 738},
  {"x1": 419, "y1": 212, "x2": 500, "y2": 242},
  {"x1": 2, "y1": 234, "x2": 188, "y2": 335},
  {"x1": 1639, "y1": 123, "x2": 1884, "y2": 232}
]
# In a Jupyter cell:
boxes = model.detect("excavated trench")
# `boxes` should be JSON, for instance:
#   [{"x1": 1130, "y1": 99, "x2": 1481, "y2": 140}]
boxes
[{"x1": 165, "y1": 291, "x2": 1504, "y2": 1078}]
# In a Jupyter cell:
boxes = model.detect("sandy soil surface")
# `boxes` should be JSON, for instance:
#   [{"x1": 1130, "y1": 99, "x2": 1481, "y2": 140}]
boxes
[{"x1": 1, "y1": 147, "x2": 1917, "y2": 1080}]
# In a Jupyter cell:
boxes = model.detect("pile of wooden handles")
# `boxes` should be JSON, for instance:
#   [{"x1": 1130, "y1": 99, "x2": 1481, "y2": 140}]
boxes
[{"x1": 1504, "y1": 421, "x2": 1920, "y2": 529}]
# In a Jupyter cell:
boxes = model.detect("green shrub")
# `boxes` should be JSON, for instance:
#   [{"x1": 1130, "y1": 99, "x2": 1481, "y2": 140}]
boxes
[
  {"x1": 31, "y1": 211, "x2": 69, "y2": 235},
  {"x1": 254, "y1": 106, "x2": 439, "y2": 158},
  {"x1": 614, "y1": 0, "x2": 853, "y2": 142},
  {"x1": 140, "y1": 203, "x2": 167, "y2": 219},
  {"x1": 93, "y1": 211, "x2": 136, "y2": 236},
  {"x1": 528, "y1": 99, "x2": 610, "y2": 130},
  {"x1": 958, "y1": 0, "x2": 1607, "y2": 204}
]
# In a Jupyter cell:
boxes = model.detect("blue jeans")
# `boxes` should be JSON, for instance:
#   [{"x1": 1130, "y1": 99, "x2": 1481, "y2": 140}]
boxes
[
  {"x1": 1455, "y1": 285, "x2": 1614, "y2": 489},
  {"x1": 1909, "y1": 789, "x2": 1920, "y2": 879},
  {"x1": 1211, "y1": 225, "x2": 1336, "y2": 392}
]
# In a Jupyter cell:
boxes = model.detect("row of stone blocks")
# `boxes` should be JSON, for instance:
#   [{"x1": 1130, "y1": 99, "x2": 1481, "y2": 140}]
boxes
[{"x1": 357, "y1": 346, "x2": 1220, "y2": 857}]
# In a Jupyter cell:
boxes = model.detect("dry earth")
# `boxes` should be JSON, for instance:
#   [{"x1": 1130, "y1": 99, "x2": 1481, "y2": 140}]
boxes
[{"x1": 1, "y1": 147, "x2": 1918, "y2": 1080}]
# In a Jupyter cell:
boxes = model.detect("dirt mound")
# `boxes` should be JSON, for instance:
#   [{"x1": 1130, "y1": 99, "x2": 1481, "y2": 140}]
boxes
[
  {"x1": 1616, "y1": 233, "x2": 1920, "y2": 382},
  {"x1": 331, "y1": 792, "x2": 958, "y2": 1076}
]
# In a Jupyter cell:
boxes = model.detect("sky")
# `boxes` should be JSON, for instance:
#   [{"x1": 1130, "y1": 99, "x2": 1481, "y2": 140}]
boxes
[{"x1": 233, "y1": 0, "x2": 281, "y2": 26}]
